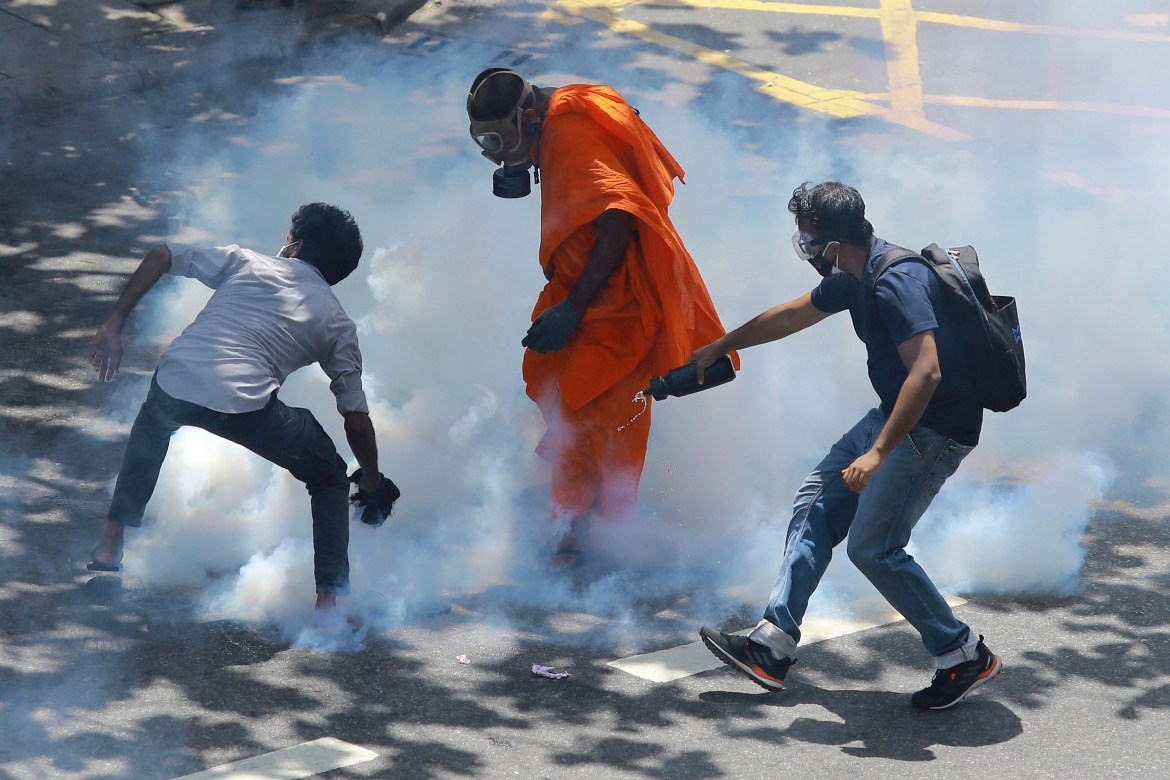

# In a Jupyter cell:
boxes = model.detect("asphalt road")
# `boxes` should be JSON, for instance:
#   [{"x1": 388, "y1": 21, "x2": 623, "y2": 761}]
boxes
[{"x1": 2, "y1": 1, "x2": 1170, "y2": 778}]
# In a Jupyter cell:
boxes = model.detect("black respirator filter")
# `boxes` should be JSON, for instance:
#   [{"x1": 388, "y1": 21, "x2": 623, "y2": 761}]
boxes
[{"x1": 493, "y1": 162, "x2": 532, "y2": 198}]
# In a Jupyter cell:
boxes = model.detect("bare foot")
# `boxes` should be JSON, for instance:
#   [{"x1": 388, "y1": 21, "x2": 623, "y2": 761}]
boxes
[{"x1": 88, "y1": 522, "x2": 125, "y2": 570}]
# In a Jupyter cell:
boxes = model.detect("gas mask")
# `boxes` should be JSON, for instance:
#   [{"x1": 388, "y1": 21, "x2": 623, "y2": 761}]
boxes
[
  {"x1": 791, "y1": 230, "x2": 839, "y2": 277},
  {"x1": 467, "y1": 69, "x2": 539, "y2": 199}
]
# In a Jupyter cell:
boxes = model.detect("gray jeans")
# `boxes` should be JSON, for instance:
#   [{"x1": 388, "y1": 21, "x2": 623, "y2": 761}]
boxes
[{"x1": 108, "y1": 377, "x2": 350, "y2": 594}]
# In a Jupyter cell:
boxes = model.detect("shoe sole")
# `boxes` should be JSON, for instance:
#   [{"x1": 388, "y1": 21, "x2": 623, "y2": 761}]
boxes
[
  {"x1": 700, "y1": 632, "x2": 785, "y2": 692},
  {"x1": 920, "y1": 654, "x2": 1003, "y2": 710}
]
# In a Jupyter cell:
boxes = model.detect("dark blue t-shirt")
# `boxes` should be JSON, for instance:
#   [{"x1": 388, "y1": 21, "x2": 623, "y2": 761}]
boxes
[{"x1": 810, "y1": 238, "x2": 983, "y2": 445}]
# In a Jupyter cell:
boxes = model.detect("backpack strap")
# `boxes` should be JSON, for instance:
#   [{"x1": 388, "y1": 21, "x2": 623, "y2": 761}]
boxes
[
  {"x1": 867, "y1": 248, "x2": 925, "y2": 294},
  {"x1": 870, "y1": 246, "x2": 995, "y2": 347}
]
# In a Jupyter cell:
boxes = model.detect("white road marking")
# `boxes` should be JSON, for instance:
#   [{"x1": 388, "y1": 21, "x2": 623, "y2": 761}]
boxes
[
  {"x1": 608, "y1": 597, "x2": 968, "y2": 683},
  {"x1": 171, "y1": 737, "x2": 378, "y2": 780}
]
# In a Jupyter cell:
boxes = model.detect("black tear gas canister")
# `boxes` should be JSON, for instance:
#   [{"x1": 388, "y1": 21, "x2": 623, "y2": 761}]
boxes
[{"x1": 645, "y1": 355, "x2": 736, "y2": 401}]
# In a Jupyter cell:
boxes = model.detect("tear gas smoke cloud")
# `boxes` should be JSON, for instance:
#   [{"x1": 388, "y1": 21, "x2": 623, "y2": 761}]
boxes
[
  {"x1": 100, "y1": 19, "x2": 1168, "y2": 651},
  {"x1": 915, "y1": 452, "x2": 1117, "y2": 596}
]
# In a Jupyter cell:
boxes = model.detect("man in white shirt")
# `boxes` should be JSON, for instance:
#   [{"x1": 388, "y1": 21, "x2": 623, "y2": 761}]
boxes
[{"x1": 87, "y1": 203, "x2": 383, "y2": 612}]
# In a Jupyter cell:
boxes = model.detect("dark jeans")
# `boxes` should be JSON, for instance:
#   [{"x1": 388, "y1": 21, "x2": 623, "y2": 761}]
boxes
[{"x1": 109, "y1": 377, "x2": 351, "y2": 594}]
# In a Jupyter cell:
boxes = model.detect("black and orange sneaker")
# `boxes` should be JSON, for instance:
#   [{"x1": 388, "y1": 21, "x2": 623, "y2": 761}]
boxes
[
  {"x1": 911, "y1": 635, "x2": 1002, "y2": 710},
  {"x1": 700, "y1": 626, "x2": 795, "y2": 691}
]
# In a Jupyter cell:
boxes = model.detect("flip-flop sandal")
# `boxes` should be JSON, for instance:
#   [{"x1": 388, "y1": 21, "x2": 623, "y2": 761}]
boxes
[{"x1": 87, "y1": 546, "x2": 123, "y2": 572}]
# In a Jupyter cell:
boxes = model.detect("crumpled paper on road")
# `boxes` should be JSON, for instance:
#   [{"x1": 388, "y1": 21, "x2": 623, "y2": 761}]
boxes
[{"x1": 531, "y1": 664, "x2": 571, "y2": 680}]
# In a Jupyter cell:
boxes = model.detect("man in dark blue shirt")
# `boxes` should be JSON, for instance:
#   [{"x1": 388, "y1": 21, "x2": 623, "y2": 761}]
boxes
[{"x1": 693, "y1": 181, "x2": 1001, "y2": 710}]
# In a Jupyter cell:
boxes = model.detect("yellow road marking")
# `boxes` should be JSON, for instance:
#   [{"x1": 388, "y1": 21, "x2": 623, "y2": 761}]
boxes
[
  {"x1": 924, "y1": 95, "x2": 1170, "y2": 121},
  {"x1": 878, "y1": 0, "x2": 925, "y2": 124},
  {"x1": 553, "y1": 0, "x2": 968, "y2": 140},
  {"x1": 850, "y1": 90, "x2": 1170, "y2": 121},
  {"x1": 628, "y1": 0, "x2": 880, "y2": 20},
  {"x1": 916, "y1": 10, "x2": 1170, "y2": 44},
  {"x1": 552, "y1": 0, "x2": 1166, "y2": 138},
  {"x1": 626, "y1": 0, "x2": 1170, "y2": 43},
  {"x1": 1124, "y1": 14, "x2": 1169, "y2": 28},
  {"x1": 555, "y1": 1, "x2": 869, "y2": 117}
]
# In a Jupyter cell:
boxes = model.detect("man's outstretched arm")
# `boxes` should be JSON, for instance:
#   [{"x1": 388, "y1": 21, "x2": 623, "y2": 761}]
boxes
[
  {"x1": 689, "y1": 291, "x2": 834, "y2": 382},
  {"x1": 90, "y1": 244, "x2": 172, "y2": 382}
]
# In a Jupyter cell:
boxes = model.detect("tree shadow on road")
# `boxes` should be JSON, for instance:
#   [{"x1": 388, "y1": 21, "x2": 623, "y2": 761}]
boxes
[
  {"x1": 765, "y1": 25, "x2": 843, "y2": 56},
  {"x1": 700, "y1": 685, "x2": 1021, "y2": 762}
]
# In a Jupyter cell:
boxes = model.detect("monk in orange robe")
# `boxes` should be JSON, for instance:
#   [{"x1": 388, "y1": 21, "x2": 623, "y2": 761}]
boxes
[{"x1": 467, "y1": 69, "x2": 733, "y2": 562}]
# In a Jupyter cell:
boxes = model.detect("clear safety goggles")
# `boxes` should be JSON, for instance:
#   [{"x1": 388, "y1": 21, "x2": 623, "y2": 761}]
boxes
[{"x1": 791, "y1": 230, "x2": 828, "y2": 262}]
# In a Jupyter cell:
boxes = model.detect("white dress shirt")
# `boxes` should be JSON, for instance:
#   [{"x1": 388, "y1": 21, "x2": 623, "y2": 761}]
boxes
[{"x1": 154, "y1": 243, "x2": 368, "y2": 415}]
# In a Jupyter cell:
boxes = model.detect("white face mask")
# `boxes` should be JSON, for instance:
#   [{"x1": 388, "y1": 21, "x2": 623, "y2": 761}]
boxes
[{"x1": 277, "y1": 242, "x2": 295, "y2": 258}]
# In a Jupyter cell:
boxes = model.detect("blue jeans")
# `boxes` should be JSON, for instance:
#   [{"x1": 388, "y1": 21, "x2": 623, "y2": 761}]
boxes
[
  {"x1": 749, "y1": 408, "x2": 974, "y2": 662},
  {"x1": 108, "y1": 377, "x2": 351, "y2": 594}
]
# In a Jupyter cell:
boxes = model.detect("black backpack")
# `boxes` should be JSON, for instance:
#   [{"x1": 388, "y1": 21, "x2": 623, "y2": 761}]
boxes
[{"x1": 871, "y1": 245, "x2": 1026, "y2": 412}]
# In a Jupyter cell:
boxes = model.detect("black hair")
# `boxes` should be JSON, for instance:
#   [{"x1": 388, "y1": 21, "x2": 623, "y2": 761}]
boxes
[
  {"x1": 787, "y1": 181, "x2": 874, "y2": 245},
  {"x1": 468, "y1": 68, "x2": 530, "y2": 121},
  {"x1": 288, "y1": 203, "x2": 363, "y2": 285}
]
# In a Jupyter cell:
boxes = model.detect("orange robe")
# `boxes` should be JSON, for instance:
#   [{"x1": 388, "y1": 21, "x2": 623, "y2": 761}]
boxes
[{"x1": 524, "y1": 85, "x2": 732, "y2": 521}]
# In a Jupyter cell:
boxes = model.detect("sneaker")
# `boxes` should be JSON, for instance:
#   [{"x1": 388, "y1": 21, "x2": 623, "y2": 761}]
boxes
[
  {"x1": 700, "y1": 626, "x2": 795, "y2": 691},
  {"x1": 911, "y1": 635, "x2": 1002, "y2": 710}
]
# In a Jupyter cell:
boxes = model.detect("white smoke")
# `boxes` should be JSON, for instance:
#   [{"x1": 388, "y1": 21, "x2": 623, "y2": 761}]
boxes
[
  {"x1": 916, "y1": 452, "x2": 1117, "y2": 595},
  {"x1": 101, "y1": 18, "x2": 1163, "y2": 650}
]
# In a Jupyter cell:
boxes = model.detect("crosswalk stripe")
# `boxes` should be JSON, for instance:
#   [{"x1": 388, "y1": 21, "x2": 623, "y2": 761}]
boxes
[
  {"x1": 608, "y1": 597, "x2": 967, "y2": 683},
  {"x1": 170, "y1": 737, "x2": 378, "y2": 780}
]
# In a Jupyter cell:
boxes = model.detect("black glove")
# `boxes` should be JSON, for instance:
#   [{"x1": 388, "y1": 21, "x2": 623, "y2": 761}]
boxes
[
  {"x1": 349, "y1": 469, "x2": 401, "y2": 529},
  {"x1": 521, "y1": 299, "x2": 582, "y2": 353}
]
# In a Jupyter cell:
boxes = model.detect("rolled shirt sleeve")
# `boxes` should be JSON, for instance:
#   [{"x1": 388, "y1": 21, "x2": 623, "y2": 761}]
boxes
[
  {"x1": 322, "y1": 313, "x2": 369, "y2": 415},
  {"x1": 810, "y1": 272, "x2": 857, "y2": 313},
  {"x1": 165, "y1": 243, "x2": 243, "y2": 289}
]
